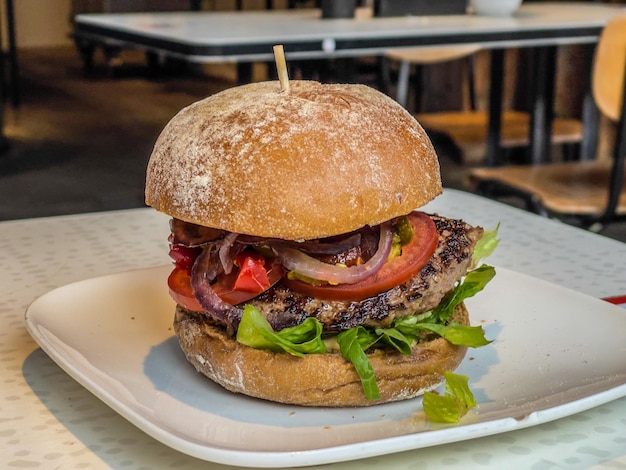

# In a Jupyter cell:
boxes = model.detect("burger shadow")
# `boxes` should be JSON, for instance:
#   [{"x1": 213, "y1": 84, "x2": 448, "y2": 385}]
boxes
[{"x1": 455, "y1": 321, "x2": 503, "y2": 405}]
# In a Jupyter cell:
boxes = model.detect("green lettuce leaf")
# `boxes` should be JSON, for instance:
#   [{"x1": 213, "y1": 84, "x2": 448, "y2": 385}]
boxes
[
  {"x1": 433, "y1": 264, "x2": 496, "y2": 322},
  {"x1": 373, "y1": 326, "x2": 414, "y2": 355},
  {"x1": 472, "y1": 223, "x2": 500, "y2": 267},
  {"x1": 337, "y1": 327, "x2": 381, "y2": 400},
  {"x1": 374, "y1": 315, "x2": 491, "y2": 355},
  {"x1": 236, "y1": 305, "x2": 327, "y2": 357},
  {"x1": 423, "y1": 372, "x2": 476, "y2": 423},
  {"x1": 445, "y1": 370, "x2": 476, "y2": 409},
  {"x1": 416, "y1": 322, "x2": 492, "y2": 347}
]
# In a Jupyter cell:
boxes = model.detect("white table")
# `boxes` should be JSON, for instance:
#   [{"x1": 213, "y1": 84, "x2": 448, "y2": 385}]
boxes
[
  {"x1": 73, "y1": 2, "x2": 626, "y2": 165},
  {"x1": 73, "y1": 3, "x2": 623, "y2": 62},
  {"x1": 2, "y1": 189, "x2": 626, "y2": 468}
]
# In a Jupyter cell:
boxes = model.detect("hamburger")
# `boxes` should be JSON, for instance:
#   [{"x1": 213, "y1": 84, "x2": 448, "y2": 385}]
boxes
[{"x1": 145, "y1": 80, "x2": 495, "y2": 408}]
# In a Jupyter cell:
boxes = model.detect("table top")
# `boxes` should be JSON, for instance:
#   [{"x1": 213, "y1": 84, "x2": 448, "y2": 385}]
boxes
[
  {"x1": 2, "y1": 188, "x2": 626, "y2": 468},
  {"x1": 74, "y1": 2, "x2": 626, "y2": 62}
]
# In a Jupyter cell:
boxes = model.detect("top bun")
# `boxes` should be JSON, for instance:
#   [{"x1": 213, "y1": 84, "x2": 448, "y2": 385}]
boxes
[{"x1": 145, "y1": 80, "x2": 441, "y2": 240}]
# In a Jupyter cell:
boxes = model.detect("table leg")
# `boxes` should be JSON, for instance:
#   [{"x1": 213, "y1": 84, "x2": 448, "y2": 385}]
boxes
[
  {"x1": 0, "y1": 68, "x2": 6, "y2": 151},
  {"x1": 5, "y1": 0, "x2": 18, "y2": 107},
  {"x1": 75, "y1": 39, "x2": 96, "y2": 75},
  {"x1": 580, "y1": 43, "x2": 599, "y2": 161},
  {"x1": 486, "y1": 49, "x2": 504, "y2": 167},
  {"x1": 528, "y1": 46, "x2": 557, "y2": 165}
]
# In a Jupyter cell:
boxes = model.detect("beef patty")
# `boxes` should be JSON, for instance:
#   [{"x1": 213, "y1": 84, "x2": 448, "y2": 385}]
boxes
[{"x1": 247, "y1": 215, "x2": 483, "y2": 332}]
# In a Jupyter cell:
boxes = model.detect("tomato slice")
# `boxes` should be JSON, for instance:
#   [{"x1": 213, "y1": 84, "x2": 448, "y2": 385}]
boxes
[
  {"x1": 169, "y1": 244, "x2": 202, "y2": 270},
  {"x1": 168, "y1": 266, "x2": 204, "y2": 311},
  {"x1": 168, "y1": 261, "x2": 285, "y2": 310},
  {"x1": 283, "y1": 212, "x2": 438, "y2": 302}
]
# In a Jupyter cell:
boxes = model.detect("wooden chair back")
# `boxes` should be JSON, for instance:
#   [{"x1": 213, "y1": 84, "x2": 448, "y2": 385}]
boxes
[
  {"x1": 592, "y1": 15, "x2": 626, "y2": 122},
  {"x1": 385, "y1": 45, "x2": 481, "y2": 112},
  {"x1": 593, "y1": 14, "x2": 626, "y2": 222},
  {"x1": 467, "y1": 14, "x2": 626, "y2": 228}
]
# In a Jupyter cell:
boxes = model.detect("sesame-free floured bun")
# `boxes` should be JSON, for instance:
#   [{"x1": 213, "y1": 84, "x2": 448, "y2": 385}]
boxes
[{"x1": 145, "y1": 80, "x2": 441, "y2": 240}]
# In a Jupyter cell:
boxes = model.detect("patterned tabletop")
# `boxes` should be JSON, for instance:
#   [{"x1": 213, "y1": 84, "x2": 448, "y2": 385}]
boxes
[{"x1": 1, "y1": 189, "x2": 625, "y2": 469}]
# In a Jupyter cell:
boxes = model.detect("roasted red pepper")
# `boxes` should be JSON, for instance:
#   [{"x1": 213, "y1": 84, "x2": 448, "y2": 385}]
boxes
[{"x1": 233, "y1": 253, "x2": 271, "y2": 293}]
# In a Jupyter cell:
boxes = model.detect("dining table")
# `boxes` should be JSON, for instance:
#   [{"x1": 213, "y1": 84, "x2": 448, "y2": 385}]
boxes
[
  {"x1": 73, "y1": 2, "x2": 626, "y2": 166},
  {"x1": 2, "y1": 188, "x2": 626, "y2": 469}
]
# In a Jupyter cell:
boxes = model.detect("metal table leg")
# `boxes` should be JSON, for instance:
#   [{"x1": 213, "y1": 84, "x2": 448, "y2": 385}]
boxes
[
  {"x1": 580, "y1": 43, "x2": 600, "y2": 161},
  {"x1": 528, "y1": 46, "x2": 557, "y2": 165},
  {"x1": 486, "y1": 48, "x2": 504, "y2": 167}
]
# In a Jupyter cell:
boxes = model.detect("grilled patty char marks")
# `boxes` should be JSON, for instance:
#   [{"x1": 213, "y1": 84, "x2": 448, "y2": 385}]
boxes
[{"x1": 246, "y1": 215, "x2": 483, "y2": 332}]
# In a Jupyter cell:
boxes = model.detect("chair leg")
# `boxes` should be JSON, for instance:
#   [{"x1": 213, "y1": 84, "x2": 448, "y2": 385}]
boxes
[
  {"x1": 466, "y1": 55, "x2": 477, "y2": 111},
  {"x1": 5, "y1": 0, "x2": 19, "y2": 107},
  {"x1": 396, "y1": 60, "x2": 411, "y2": 108},
  {"x1": 562, "y1": 142, "x2": 580, "y2": 161},
  {"x1": 412, "y1": 64, "x2": 424, "y2": 113},
  {"x1": 378, "y1": 56, "x2": 392, "y2": 96}
]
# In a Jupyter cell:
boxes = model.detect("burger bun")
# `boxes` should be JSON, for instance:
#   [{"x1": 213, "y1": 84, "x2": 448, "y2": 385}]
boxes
[
  {"x1": 145, "y1": 80, "x2": 441, "y2": 240},
  {"x1": 173, "y1": 303, "x2": 469, "y2": 407}
]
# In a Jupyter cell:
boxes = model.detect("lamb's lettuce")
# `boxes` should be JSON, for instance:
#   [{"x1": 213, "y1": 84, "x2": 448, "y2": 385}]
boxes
[
  {"x1": 423, "y1": 372, "x2": 476, "y2": 423},
  {"x1": 237, "y1": 305, "x2": 326, "y2": 356},
  {"x1": 473, "y1": 223, "x2": 500, "y2": 266},
  {"x1": 336, "y1": 327, "x2": 380, "y2": 400},
  {"x1": 431, "y1": 264, "x2": 496, "y2": 322},
  {"x1": 400, "y1": 320, "x2": 492, "y2": 348}
]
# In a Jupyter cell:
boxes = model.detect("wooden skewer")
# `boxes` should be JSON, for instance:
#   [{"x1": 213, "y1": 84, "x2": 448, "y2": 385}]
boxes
[{"x1": 273, "y1": 44, "x2": 290, "y2": 92}]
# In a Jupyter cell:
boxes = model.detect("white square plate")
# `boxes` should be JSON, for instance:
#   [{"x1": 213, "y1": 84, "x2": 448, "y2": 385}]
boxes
[{"x1": 24, "y1": 265, "x2": 626, "y2": 467}]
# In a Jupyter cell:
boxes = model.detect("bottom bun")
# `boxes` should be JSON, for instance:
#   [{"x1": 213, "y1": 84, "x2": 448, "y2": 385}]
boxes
[{"x1": 173, "y1": 303, "x2": 469, "y2": 407}]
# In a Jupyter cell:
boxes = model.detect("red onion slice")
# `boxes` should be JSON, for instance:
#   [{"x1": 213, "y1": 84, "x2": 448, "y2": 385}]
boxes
[
  {"x1": 190, "y1": 245, "x2": 243, "y2": 332},
  {"x1": 273, "y1": 222, "x2": 394, "y2": 285},
  {"x1": 218, "y1": 232, "x2": 239, "y2": 275},
  {"x1": 268, "y1": 233, "x2": 362, "y2": 255},
  {"x1": 239, "y1": 233, "x2": 362, "y2": 255},
  {"x1": 170, "y1": 218, "x2": 224, "y2": 246}
]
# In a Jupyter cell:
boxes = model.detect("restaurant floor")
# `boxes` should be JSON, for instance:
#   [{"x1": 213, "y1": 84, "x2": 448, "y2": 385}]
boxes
[{"x1": 1, "y1": 46, "x2": 625, "y2": 243}]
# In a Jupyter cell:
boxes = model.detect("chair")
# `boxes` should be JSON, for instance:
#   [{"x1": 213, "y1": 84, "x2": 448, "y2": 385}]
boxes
[
  {"x1": 468, "y1": 14, "x2": 626, "y2": 230},
  {"x1": 386, "y1": 45, "x2": 482, "y2": 111},
  {"x1": 385, "y1": 46, "x2": 583, "y2": 164}
]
